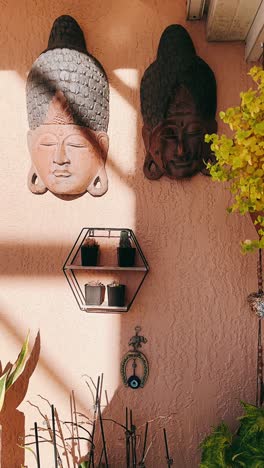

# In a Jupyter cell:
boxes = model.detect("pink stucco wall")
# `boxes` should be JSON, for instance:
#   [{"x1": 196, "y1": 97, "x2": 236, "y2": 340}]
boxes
[{"x1": 0, "y1": 0, "x2": 259, "y2": 466}]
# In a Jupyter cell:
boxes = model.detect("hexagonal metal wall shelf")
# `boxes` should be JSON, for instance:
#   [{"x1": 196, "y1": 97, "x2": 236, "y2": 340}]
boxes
[{"x1": 63, "y1": 227, "x2": 149, "y2": 313}]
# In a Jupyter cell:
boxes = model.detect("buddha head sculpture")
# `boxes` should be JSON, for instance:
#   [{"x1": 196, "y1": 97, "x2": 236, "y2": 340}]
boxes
[
  {"x1": 140, "y1": 25, "x2": 217, "y2": 180},
  {"x1": 26, "y1": 15, "x2": 109, "y2": 199}
]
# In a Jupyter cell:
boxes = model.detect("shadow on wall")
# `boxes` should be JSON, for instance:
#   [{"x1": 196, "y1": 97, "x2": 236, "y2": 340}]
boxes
[
  {"x1": 0, "y1": 0, "x2": 258, "y2": 467},
  {"x1": 0, "y1": 242, "x2": 72, "y2": 276},
  {"x1": 0, "y1": 332, "x2": 40, "y2": 468}
]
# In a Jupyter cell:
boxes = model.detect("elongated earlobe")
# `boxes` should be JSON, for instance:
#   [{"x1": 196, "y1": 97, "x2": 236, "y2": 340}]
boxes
[
  {"x1": 96, "y1": 132, "x2": 109, "y2": 161},
  {"x1": 87, "y1": 165, "x2": 108, "y2": 197},
  {"x1": 27, "y1": 165, "x2": 47, "y2": 194},
  {"x1": 143, "y1": 153, "x2": 164, "y2": 180}
]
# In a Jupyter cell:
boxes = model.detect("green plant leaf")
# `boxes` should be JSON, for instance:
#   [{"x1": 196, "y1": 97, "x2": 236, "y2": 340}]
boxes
[
  {"x1": 18, "y1": 444, "x2": 38, "y2": 463},
  {"x1": 255, "y1": 122, "x2": 264, "y2": 136},
  {"x1": 6, "y1": 331, "x2": 29, "y2": 391},
  {"x1": 199, "y1": 422, "x2": 233, "y2": 467},
  {"x1": 200, "y1": 402, "x2": 264, "y2": 466},
  {"x1": 0, "y1": 372, "x2": 8, "y2": 412}
]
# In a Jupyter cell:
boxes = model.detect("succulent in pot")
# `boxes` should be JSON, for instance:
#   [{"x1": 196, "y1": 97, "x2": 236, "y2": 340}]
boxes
[
  {"x1": 81, "y1": 238, "x2": 99, "y2": 266},
  {"x1": 107, "y1": 281, "x2": 126, "y2": 307},
  {"x1": 84, "y1": 281, "x2": 105, "y2": 306},
  {"x1": 117, "y1": 230, "x2": 136, "y2": 267}
]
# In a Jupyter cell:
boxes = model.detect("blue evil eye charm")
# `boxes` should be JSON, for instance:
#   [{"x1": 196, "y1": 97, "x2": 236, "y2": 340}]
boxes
[{"x1": 127, "y1": 375, "x2": 141, "y2": 389}]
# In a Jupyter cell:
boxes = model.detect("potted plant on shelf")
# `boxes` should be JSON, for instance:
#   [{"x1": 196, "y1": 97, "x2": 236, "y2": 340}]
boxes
[
  {"x1": 199, "y1": 401, "x2": 264, "y2": 467},
  {"x1": 85, "y1": 281, "x2": 105, "y2": 306},
  {"x1": 107, "y1": 281, "x2": 126, "y2": 307},
  {"x1": 206, "y1": 66, "x2": 264, "y2": 253},
  {"x1": 81, "y1": 238, "x2": 99, "y2": 266},
  {"x1": 117, "y1": 230, "x2": 136, "y2": 267}
]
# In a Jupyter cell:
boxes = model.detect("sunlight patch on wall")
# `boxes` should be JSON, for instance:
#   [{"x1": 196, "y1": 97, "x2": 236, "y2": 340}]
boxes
[
  {"x1": 114, "y1": 68, "x2": 139, "y2": 89},
  {"x1": 108, "y1": 68, "x2": 139, "y2": 182},
  {"x1": 1, "y1": 277, "x2": 121, "y2": 407}
]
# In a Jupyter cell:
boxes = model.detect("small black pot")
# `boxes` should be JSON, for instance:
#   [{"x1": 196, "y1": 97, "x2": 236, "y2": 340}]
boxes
[
  {"x1": 85, "y1": 284, "x2": 105, "y2": 305},
  {"x1": 81, "y1": 245, "x2": 99, "y2": 266},
  {"x1": 107, "y1": 284, "x2": 126, "y2": 307},
  {"x1": 117, "y1": 247, "x2": 136, "y2": 267}
]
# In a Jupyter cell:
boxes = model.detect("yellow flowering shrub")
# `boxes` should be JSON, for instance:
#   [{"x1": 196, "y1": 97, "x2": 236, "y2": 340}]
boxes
[{"x1": 206, "y1": 66, "x2": 264, "y2": 253}]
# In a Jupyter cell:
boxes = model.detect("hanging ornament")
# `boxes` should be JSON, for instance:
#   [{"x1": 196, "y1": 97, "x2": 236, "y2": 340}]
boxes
[
  {"x1": 247, "y1": 292, "x2": 264, "y2": 318},
  {"x1": 120, "y1": 326, "x2": 149, "y2": 389},
  {"x1": 247, "y1": 248, "x2": 264, "y2": 407}
]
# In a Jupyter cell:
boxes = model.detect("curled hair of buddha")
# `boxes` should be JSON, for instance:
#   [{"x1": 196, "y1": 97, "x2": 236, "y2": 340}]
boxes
[
  {"x1": 26, "y1": 15, "x2": 109, "y2": 132},
  {"x1": 140, "y1": 24, "x2": 217, "y2": 129}
]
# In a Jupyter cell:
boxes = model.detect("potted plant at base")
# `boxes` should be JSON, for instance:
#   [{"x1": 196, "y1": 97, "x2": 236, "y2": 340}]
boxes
[
  {"x1": 206, "y1": 66, "x2": 264, "y2": 253},
  {"x1": 107, "y1": 281, "x2": 126, "y2": 307},
  {"x1": 117, "y1": 230, "x2": 136, "y2": 267},
  {"x1": 199, "y1": 401, "x2": 264, "y2": 467},
  {"x1": 0, "y1": 332, "x2": 30, "y2": 468},
  {"x1": 81, "y1": 238, "x2": 99, "y2": 266},
  {"x1": 85, "y1": 281, "x2": 105, "y2": 305}
]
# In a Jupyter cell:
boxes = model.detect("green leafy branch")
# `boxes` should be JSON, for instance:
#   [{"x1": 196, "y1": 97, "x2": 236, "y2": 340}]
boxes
[
  {"x1": 200, "y1": 401, "x2": 264, "y2": 467},
  {"x1": 206, "y1": 66, "x2": 264, "y2": 253}
]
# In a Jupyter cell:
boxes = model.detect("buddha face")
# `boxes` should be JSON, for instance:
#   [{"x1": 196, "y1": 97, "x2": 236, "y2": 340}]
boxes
[
  {"x1": 28, "y1": 125, "x2": 108, "y2": 197},
  {"x1": 27, "y1": 91, "x2": 109, "y2": 198},
  {"x1": 143, "y1": 86, "x2": 216, "y2": 180}
]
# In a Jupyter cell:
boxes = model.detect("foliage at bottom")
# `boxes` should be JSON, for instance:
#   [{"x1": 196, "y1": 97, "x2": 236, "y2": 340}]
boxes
[{"x1": 200, "y1": 402, "x2": 264, "y2": 467}]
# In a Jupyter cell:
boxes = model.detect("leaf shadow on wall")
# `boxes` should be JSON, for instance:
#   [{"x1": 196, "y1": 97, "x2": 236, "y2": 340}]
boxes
[{"x1": 0, "y1": 331, "x2": 40, "y2": 468}]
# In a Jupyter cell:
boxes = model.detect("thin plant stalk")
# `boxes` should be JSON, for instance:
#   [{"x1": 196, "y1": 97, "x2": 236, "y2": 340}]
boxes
[
  {"x1": 34, "y1": 422, "x2": 41, "y2": 468},
  {"x1": 163, "y1": 428, "x2": 173, "y2": 467},
  {"x1": 72, "y1": 390, "x2": 81, "y2": 461},
  {"x1": 51, "y1": 405, "x2": 58, "y2": 468},
  {"x1": 97, "y1": 375, "x2": 108, "y2": 467},
  {"x1": 55, "y1": 407, "x2": 71, "y2": 468},
  {"x1": 70, "y1": 393, "x2": 77, "y2": 468},
  {"x1": 97, "y1": 448, "x2": 104, "y2": 467},
  {"x1": 139, "y1": 422, "x2": 149, "y2": 467},
  {"x1": 125, "y1": 407, "x2": 130, "y2": 468},
  {"x1": 130, "y1": 410, "x2": 137, "y2": 468},
  {"x1": 88, "y1": 376, "x2": 100, "y2": 468}
]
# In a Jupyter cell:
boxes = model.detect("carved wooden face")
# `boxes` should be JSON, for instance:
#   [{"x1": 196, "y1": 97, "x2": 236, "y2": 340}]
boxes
[
  {"x1": 27, "y1": 91, "x2": 109, "y2": 198},
  {"x1": 28, "y1": 125, "x2": 108, "y2": 197},
  {"x1": 143, "y1": 86, "x2": 216, "y2": 180}
]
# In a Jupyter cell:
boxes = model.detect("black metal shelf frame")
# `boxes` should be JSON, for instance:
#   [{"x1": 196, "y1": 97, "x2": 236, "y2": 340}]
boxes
[{"x1": 63, "y1": 227, "x2": 149, "y2": 313}]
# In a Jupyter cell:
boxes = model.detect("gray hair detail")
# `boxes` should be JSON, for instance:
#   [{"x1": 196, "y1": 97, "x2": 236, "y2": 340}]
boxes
[{"x1": 26, "y1": 16, "x2": 109, "y2": 132}]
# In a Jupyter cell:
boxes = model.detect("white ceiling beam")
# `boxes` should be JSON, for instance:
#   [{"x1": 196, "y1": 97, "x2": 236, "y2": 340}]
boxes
[
  {"x1": 245, "y1": 0, "x2": 264, "y2": 62},
  {"x1": 186, "y1": 0, "x2": 206, "y2": 20},
  {"x1": 206, "y1": 0, "x2": 262, "y2": 41}
]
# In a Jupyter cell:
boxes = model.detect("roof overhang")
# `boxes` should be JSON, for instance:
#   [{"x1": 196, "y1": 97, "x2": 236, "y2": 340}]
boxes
[{"x1": 187, "y1": 0, "x2": 264, "y2": 62}]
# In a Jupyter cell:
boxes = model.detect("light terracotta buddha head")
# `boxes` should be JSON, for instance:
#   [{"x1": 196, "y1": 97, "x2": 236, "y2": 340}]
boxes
[
  {"x1": 140, "y1": 25, "x2": 217, "y2": 180},
  {"x1": 26, "y1": 15, "x2": 109, "y2": 199}
]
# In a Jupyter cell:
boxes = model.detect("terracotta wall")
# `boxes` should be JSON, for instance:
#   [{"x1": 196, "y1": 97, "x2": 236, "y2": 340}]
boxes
[{"x1": 0, "y1": 0, "x2": 259, "y2": 466}]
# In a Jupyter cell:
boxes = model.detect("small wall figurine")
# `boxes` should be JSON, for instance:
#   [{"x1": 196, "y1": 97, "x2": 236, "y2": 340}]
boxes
[
  {"x1": 120, "y1": 326, "x2": 149, "y2": 389},
  {"x1": 140, "y1": 24, "x2": 217, "y2": 180},
  {"x1": 26, "y1": 15, "x2": 109, "y2": 199}
]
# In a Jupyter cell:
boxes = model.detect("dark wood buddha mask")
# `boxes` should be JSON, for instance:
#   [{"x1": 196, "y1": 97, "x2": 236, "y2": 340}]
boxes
[{"x1": 140, "y1": 25, "x2": 217, "y2": 180}]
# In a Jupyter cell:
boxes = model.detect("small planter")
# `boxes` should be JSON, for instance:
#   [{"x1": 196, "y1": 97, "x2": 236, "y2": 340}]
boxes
[
  {"x1": 107, "y1": 282, "x2": 126, "y2": 307},
  {"x1": 81, "y1": 239, "x2": 99, "y2": 266},
  {"x1": 85, "y1": 282, "x2": 105, "y2": 305},
  {"x1": 117, "y1": 230, "x2": 135, "y2": 267},
  {"x1": 117, "y1": 247, "x2": 136, "y2": 267}
]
